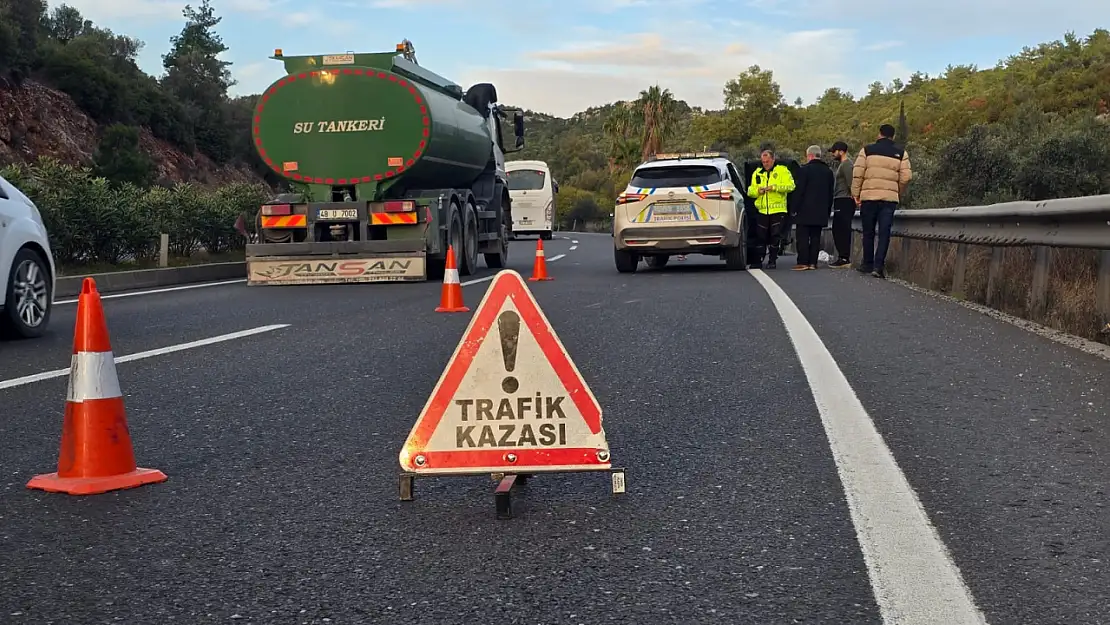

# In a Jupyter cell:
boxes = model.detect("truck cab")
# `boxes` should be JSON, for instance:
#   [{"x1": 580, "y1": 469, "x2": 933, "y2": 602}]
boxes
[{"x1": 506, "y1": 160, "x2": 556, "y2": 240}]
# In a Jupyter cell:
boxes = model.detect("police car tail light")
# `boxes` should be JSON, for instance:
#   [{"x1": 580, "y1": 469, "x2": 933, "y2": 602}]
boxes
[
  {"x1": 616, "y1": 192, "x2": 647, "y2": 205},
  {"x1": 695, "y1": 189, "x2": 732, "y2": 200}
]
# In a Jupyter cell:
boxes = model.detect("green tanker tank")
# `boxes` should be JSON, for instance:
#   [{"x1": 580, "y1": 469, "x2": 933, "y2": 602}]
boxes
[{"x1": 245, "y1": 40, "x2": 526, "y2": 285}]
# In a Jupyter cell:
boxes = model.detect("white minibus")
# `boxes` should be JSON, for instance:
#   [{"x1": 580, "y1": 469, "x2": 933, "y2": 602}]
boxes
[{"x1": 505, "y1": 160, "x2": 556, "y2": 240}]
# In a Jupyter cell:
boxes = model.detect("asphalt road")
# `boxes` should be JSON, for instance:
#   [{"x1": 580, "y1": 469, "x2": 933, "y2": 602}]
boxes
[{"x1": 0, "y1": 233, "x2": 1107, "y2": 624}]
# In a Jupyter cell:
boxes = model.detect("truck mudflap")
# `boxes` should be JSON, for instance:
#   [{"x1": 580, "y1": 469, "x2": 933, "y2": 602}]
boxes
[{"x1": 246, "y1": 241, "x2": 428, "y2": 285}]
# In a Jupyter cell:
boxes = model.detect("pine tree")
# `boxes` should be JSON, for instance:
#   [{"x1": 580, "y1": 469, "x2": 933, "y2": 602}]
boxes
[{"x1": 160, "y1": 0, "x2": 234, "y2": 162}]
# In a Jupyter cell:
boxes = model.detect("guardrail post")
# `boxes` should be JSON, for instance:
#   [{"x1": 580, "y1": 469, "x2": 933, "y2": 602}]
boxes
[
  {"x1": 926, "y1": 241, "x2": 940, "y2": 289},
  {"x1": 159, "y1": 233, "x2": 169, "y2": 268},
  {"x1": 1098, "y1": 250, "x2": 1110, "y2": 322},
  {"x1": 900, "y1": 237, "x2": 912, "y2": 275},
  {"x1": 986, "y1": 247, "x2": 1004, "y2": 307},
  {"x1": 951, "y1": 244, "x2": 968, "y2": 298},
  {"x1": 1028, "y1": 246, "x2": 1051, "y2": 320}
]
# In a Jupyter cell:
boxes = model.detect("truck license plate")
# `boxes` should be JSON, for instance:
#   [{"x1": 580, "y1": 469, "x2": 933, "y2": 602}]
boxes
[{"x1": 317, "y1": 209, "x2": 357, "y2": 220}]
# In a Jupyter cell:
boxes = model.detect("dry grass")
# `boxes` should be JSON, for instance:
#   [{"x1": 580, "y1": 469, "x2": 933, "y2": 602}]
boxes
[{"x1": 830, "y1": 233, "x2": 1108, "y2": 345}]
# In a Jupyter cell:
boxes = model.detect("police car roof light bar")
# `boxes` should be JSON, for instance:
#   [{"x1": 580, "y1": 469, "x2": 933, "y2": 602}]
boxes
[{"x1": 646, "y1": 151, "x2": 730, "y2": 162}]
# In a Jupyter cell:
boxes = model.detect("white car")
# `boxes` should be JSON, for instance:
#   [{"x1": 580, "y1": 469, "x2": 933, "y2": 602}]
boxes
[{"x1": 0, "y1": 174, "x2": 55, "y2": 339}]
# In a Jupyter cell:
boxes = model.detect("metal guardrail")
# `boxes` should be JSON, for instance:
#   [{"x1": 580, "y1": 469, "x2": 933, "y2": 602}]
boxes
[
  {"x1": 839, "y1": 194, "x2": 1110, "y2": 324},
  {"x1": 850, "y1": 195, "x2": 1110, "y2": 249}
]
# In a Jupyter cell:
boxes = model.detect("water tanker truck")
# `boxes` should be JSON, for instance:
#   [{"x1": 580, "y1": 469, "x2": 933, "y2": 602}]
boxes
[{"x1": 245, "y1": 41, "x2": 526, "y2": 284}]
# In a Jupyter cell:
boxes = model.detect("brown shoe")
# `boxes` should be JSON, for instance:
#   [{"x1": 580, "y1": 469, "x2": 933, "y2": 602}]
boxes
[
  {"x1": 792, "y1": 264, "x2": 808, "y2": 271},
  {"x1": 807, "y1": 264, "x2": 817, "y2": 270}
]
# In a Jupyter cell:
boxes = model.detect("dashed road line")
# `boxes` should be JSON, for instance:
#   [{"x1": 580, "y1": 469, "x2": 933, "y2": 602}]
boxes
[
  {"x1": 55, "y1": 279, "x2": 247, "y2": 305},
  {"x1": 0, "y1": 324, "x2": 291, "y2": 391},
  {"x1": 460, "y1": 250, "x2": 569, "y2": 287}
]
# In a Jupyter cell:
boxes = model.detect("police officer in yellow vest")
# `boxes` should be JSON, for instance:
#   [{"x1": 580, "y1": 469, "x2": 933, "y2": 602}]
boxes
[{"x1": 747, "y1": 148, "x2": 796, "y2": 269}]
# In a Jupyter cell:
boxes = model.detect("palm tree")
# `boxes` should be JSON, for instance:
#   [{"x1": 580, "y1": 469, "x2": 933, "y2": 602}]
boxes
[
  {"x1": 638, "y1": 85, "x2": 678, "y2": 162},
  {"x1": 602, "y1": 103, "x2": 642, "y2": 170}
]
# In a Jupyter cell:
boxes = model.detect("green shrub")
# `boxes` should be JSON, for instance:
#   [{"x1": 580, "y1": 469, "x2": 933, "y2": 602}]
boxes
[{"x1": 0, "y1": 156, "x2": 268, "y2": 267}]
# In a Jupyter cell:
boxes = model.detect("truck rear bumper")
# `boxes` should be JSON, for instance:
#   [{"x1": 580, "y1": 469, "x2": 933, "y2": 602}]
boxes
[{"x1": 245, "y1": 241, "x2": 427, "y2": 285}]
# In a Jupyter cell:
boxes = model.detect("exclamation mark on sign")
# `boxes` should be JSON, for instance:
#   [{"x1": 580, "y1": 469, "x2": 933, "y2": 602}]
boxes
[{"x1": 498, "y1": 310, "x2": 520, "y2": 393}]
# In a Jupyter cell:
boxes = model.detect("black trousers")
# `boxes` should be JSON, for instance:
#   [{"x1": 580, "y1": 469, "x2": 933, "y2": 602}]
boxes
[
  {"x1": 832, "y1": 197, "x2": 855, "y2": 260},
  {"x1": 796, "y1": 225, "x2": 822, "y2": 265},
  {"x1": 752, "y1": 212, "x2": 785, "y2": 261},
  {"x1": 860, "y1": 200, "x2": 897, "y2": 271}
]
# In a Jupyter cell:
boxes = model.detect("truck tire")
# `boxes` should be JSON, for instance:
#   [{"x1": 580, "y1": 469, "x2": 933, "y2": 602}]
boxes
[
  {"x1": 646, "y1": 255, "x2": 669, "y2": 269},
  {"x1": 459, "y1": 200, "x2": 479, "y2": 276},
  {"x1": 427, "y1": 211, "x2": 463, "y2": 281},
  {"x1": 1, "y1": 247, "x2": 53, "y2": 339},
  {"x1": 615, "y1": 248, "x2": 638, "y2": 273},
  {"x1": 464, "y1": 83, "x2": 498, "y2": 117},
  {"x1": 448, "y1": 211, "x2": 464, "y2": 272},
  {"x1": 483, "y1": 196, "x2": 510, "y2": 269},
  {"x1": 540, "y1": 231, "x2": 552, "y2": 241}
]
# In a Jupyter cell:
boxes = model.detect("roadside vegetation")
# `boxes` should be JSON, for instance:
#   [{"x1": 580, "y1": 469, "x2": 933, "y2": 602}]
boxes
[{"x1": 0, "y1": 0, "x2": 1106, "y2": 339}]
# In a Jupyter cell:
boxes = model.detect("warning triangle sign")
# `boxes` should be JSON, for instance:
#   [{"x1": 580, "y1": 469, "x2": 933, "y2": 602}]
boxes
[{"x1": 399, "y1": 269, "x2": 611, "y2": 475}]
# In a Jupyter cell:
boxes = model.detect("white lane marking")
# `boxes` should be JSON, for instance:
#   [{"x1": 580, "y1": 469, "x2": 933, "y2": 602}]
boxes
[
  {"x1": 460, "y1": 253, "x2": 568, "y2": 287},
  {"x1": 749, "y1": 269, "x2": 987, "y2": 625},
  {"x1": 0, "y1": 324, "x2": 290, "y2": 391},
  {"x1": 569, "y1": 246, "x2": 578, "y2": 251},
  {"x1": 572, "y1": 240, "x2": 579, "y2": 244},
  {"x1": 55, "y1": 279, "x2": 247, "y2": 305},
  {"x1": 461, "y1": 275, "x2": 496, "y2": 287}
]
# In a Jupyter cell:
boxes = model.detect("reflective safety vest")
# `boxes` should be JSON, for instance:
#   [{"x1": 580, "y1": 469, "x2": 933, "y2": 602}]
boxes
[{"x1": 747, "y1": 164, "x2": 796, "y2": 214}]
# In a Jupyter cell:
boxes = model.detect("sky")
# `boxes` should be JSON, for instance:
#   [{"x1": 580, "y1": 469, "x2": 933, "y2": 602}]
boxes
[{"x1": 49, "y1": 0, "x2": 1110, "y2": 118}]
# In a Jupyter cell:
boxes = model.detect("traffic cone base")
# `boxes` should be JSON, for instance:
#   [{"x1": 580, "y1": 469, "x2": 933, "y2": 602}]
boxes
[
  {"x1": 435, "y1": 246, "x2": 469, "y2": 312},
  {"x1": 528, "y1": 239, "x2": 553, "y2": 281},
  {"x1": 27, "y1": 278, "x2": 166, "y2": 496},
  {"x1": 27, "y1": 467, "x2": 167, "y2": 496}
]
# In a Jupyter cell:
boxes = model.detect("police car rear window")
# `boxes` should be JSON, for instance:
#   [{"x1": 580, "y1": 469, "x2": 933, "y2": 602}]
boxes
[{"x1": 631, "y1": 165, "x2": 721, "y2": 188}]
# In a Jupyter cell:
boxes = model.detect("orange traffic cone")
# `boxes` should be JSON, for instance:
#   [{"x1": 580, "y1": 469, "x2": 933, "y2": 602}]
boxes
[
  {"x1": 435, "y1": 246, "x2": 469, "y2": 312},
  {"x1": 528, "y1": 238, "x2": 553, "y2": 281},
  {"x1": 27, "y1": 278, "x2": 167, "y2": 496}
]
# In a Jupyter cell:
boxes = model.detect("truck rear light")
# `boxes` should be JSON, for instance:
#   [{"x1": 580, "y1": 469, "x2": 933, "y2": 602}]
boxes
[
  {"x1": 382, "y1": 200, "x2": 415, "y2": 213},
  {"x1": 261, "y1": 204, "x2": 292, "y2": 215}
]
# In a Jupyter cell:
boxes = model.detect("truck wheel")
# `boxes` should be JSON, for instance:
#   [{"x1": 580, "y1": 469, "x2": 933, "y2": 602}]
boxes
[
  {"x1": 459, "y1": 201, "x2": 479, "y2": 276},
  {"x1": 483, "y1": 197, "x2": 510, "y2": 269},
  {"x1": 1, "y1": 247, "x2": 53, "y2": 339},
  {"x1": 646, "y1": 255, "x2": 669, "y2": 269},
  {"x1": 615, "y1": 248, "x2": 638, "y2": 273},
  {"x1": 540, "y1": 231, "x2": 553, "y2": 241},
  {"x1": 448, "y1": 212, "x2": 464, "y2": 270}
]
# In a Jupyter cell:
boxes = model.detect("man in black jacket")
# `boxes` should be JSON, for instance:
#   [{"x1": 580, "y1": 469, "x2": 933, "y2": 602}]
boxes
[{"x1": 791, "y1": 145, "x2": 835, "y2": 270}]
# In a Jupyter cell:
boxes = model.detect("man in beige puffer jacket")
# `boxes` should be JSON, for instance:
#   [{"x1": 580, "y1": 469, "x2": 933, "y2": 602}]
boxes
[{"x1": 851, "y1": 124, "x2": 912, "y2": 278}]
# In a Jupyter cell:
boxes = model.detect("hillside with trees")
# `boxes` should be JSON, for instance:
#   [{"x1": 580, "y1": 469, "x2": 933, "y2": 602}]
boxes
[
  {"x1": 1, "y1": 0, "x2": 1109, "y2": 250},
  {"x1": 513, "y1": 31, "x2": 1110, "y2": 225}
]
